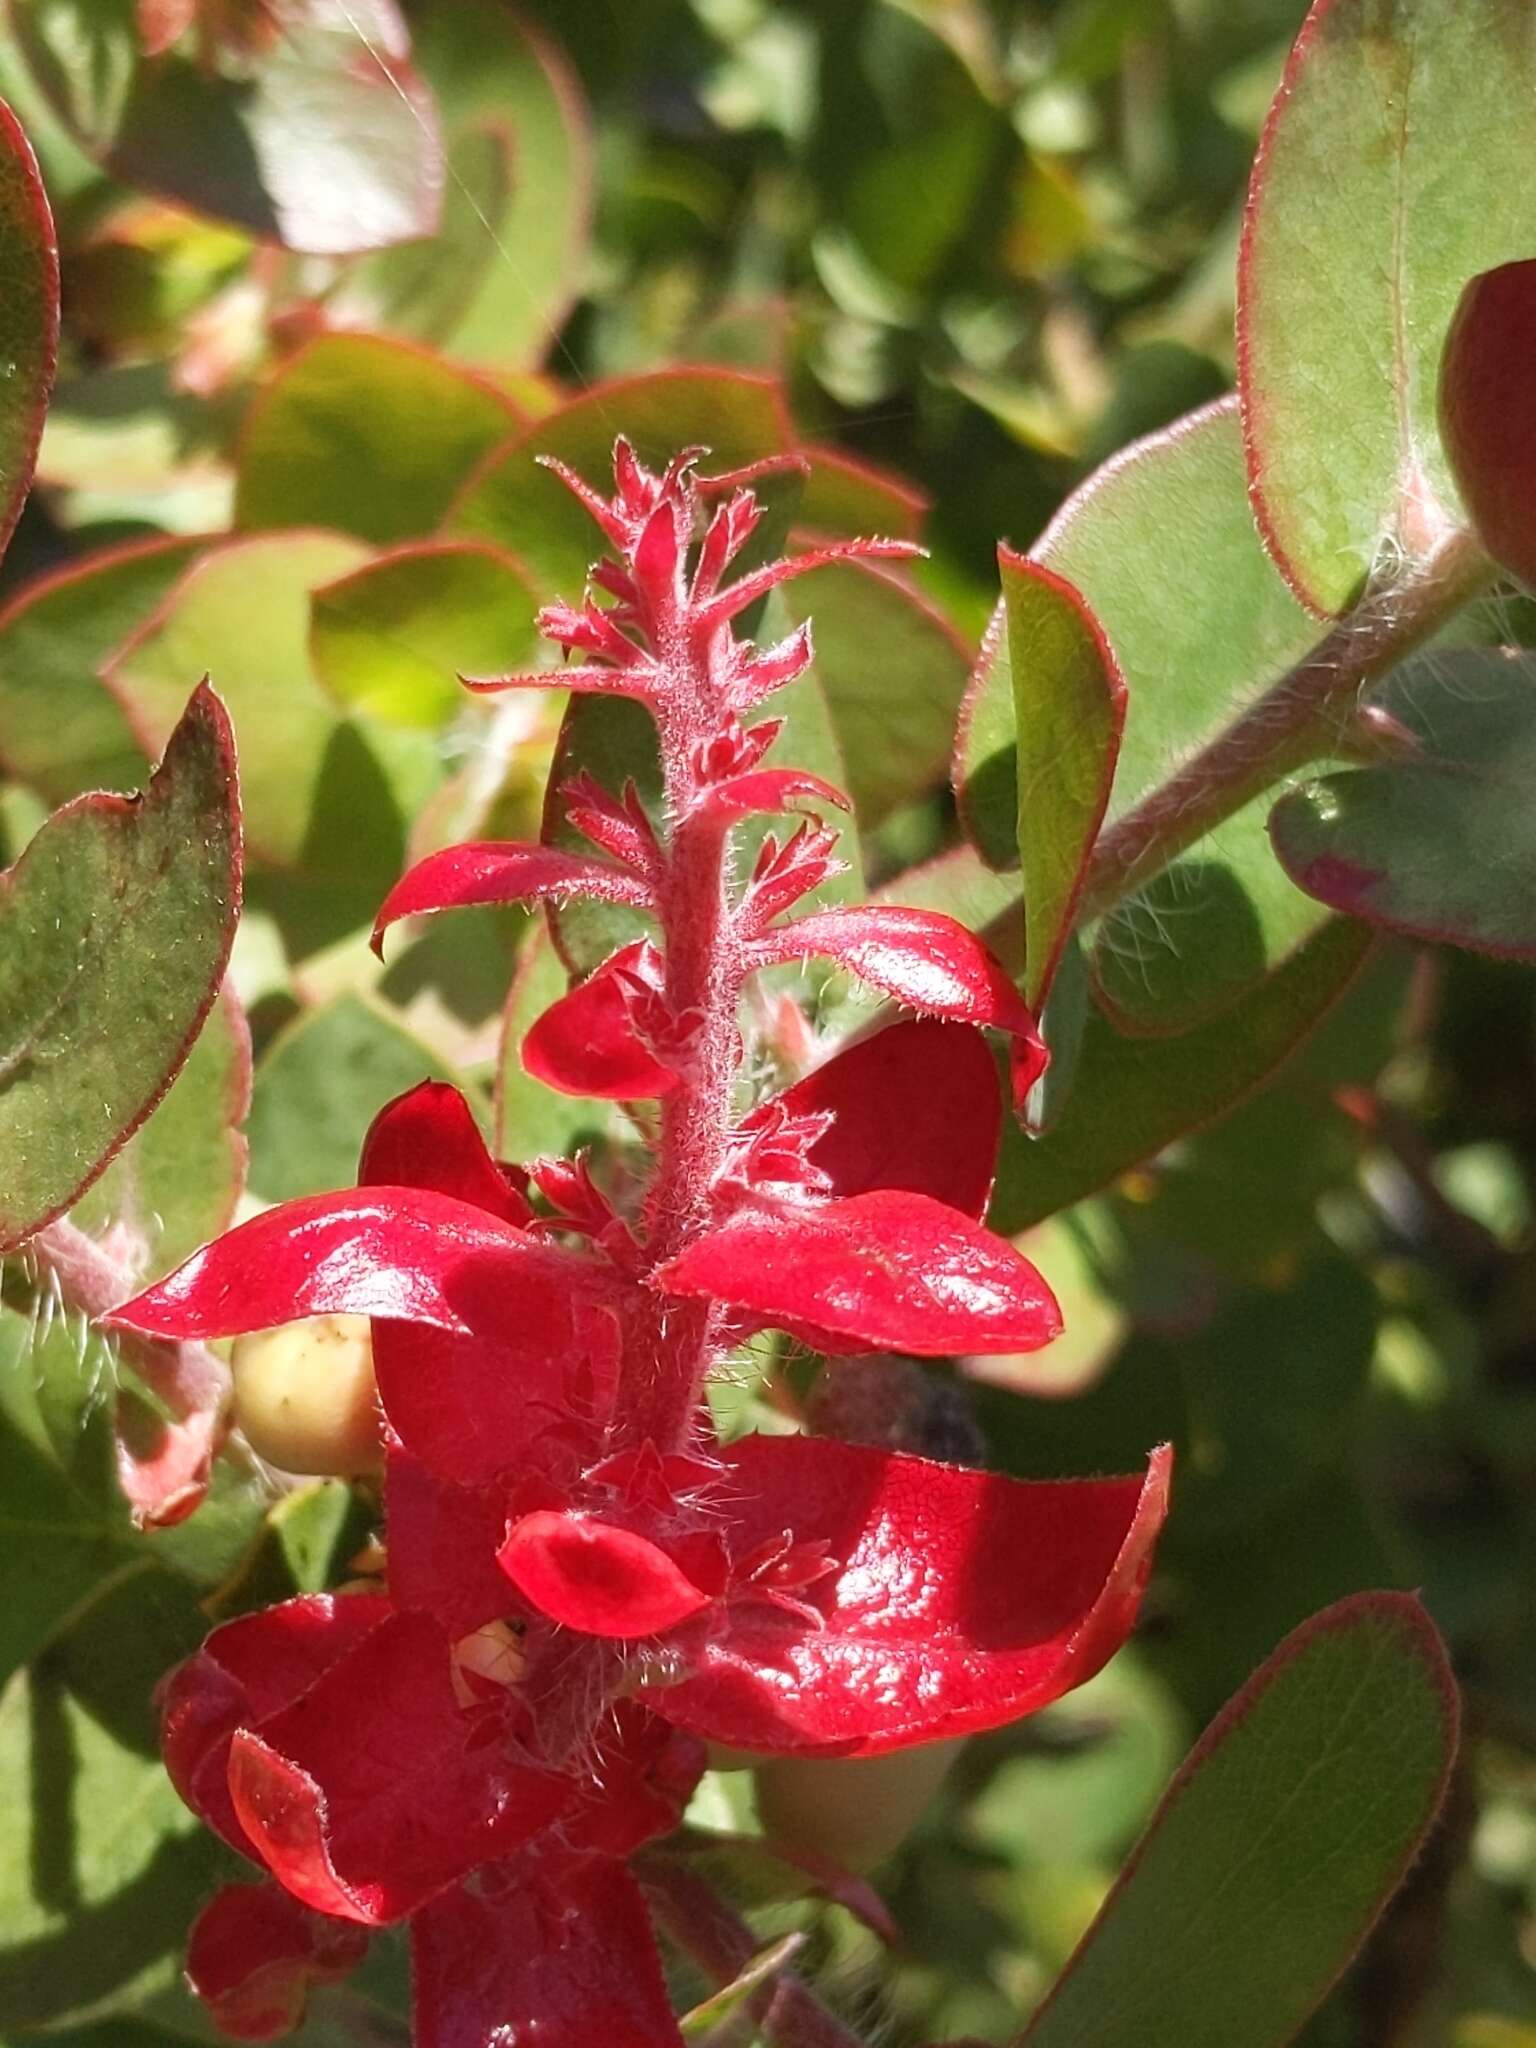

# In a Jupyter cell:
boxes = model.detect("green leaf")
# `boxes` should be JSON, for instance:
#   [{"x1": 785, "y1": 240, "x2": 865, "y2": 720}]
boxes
[
  {"x1": 957, "y1": 399, "x2": 1325, "y2": 1029},
  {"x1": 388, "y1": 0, "x2": 592, "y2": 369},
  {"x1": 234, "y1": 334, "x2": 521, "y2": 544},
  {"x1": 0, "y1": 537, "x2": 197, "y2": 807},
  {"x1": 309, "y1": 540, "x2": 540, "y2": 729},
  {"x1": 72, "y1": 986, "x2": 249, "y2": 1281},
  {"x1": 989, "y1": 911, "x2": 1373, "y2": 1234},
  {"x1": 1015, "y1": 1593, "x2": 1457, "y2": 2048},
  {"x1": 9, "y1": 0, "x2": 443, "y2": 256},
  {"x1": 1003, "y1": 551, "x2": 1124, "y2": 1009},
  {"x1": 0, "y1": 93, "x2": 57, "y2": 562},
  {"x1": 448, "y1": 369, "x2": 792, "y2": 598},
  {"x1": 1269, "y1": 649, "x2": 1536, "y2": 958},
  {"x1": 0, "y1": 684, "x2": 241, "y2": 1251},
  {"x1": 0, "y1": 1568, "x2": 228, "y2": 2031},
  {"x1": 1239, "y1": 0, "x2": 1536, "y2": 614},
  {"x1": 247, "y1": 992, "x2": 456, "y2": 1204},
  {"x1": 778, "y1": 558, "x2": 968, "y2": 825},
  {"x1": 103, "y1": 532, "x2": 437, "y2": 901}
]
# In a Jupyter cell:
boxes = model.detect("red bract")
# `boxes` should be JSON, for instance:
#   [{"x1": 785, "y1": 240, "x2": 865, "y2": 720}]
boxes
[{"x1": 109, "y1": 439, "x2": 1170, "y2": 2044}]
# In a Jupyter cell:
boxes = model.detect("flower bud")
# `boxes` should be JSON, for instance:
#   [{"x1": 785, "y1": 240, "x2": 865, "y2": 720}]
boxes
[
  {"x1": 1439, "y1": 259, "x2": 1536, "y2": 588},
  {"x1": 231, "y1": 1314, "x2": 381, "y2": 1477},
  {"x1": 753, "y1": 1741, "x2": 964, "y2": 1871}
]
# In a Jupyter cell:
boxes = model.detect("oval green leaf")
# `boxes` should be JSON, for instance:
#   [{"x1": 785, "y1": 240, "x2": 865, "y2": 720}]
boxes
[
  {"x1": 0, "y1": 94, "x2": 56, "y2": 564},
  {"x1": 1239, "y1": 0, "x2": 1536, "y2": 615},
  {"x1": 0, "y1": 683, "x2": 241, "y2": 1251},
  {"x1": 1016, "y1": 1592, "x2": 1457, "y2": 2048}
]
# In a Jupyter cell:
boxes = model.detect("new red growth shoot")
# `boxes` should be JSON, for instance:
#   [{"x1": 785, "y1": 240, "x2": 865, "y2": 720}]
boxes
[{"x1": 112, "y1": 443, "x2": 1171, "y2": 2046}]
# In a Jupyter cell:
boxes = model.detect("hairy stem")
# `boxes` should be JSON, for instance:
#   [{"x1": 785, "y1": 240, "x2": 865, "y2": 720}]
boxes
[
  {"x1": 642, "y1": 1859, "x2": 869, "y2": 2048},
  {"x1": 1073, "y1": 526, "x2": 1494, "y2": 923}
]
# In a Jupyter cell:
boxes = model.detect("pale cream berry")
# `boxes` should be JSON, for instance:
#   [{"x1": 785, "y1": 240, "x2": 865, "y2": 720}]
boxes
[
  {"x1": 231, "y1": 1313, "x2": 382, "y2": 1477},
  {"x1": 753, "y1": 1740, "x2": 964, "y2": 1870}
]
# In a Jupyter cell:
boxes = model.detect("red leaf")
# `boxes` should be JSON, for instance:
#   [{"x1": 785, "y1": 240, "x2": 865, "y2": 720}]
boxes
[
  {"x1": 162, "y1": 1595, "x2": 395, "y2": 1857},
  {"x1": 227, "y1": 1611, "x2": 569, "y2": 1924},
  {"x1": 522, "y1": 940, "x2": 679, "y2": 1099},
  {"x1": 651, "y1": 1438, "x2": 1172, "y2": 1755},
  {"x1": 373, "y1": 843, "x2": 650, "y2": 955},
  {"x1": 694, "y1": 766, "x2": 850, "y2": 825},
  {"x1": 654, "y1": 1190, "x2": 1061, "y2": 1356},
  {"x1": 385, "y1": 1445, "x2": 518, "y2": 1635},
  {"x1": 751, "y1": 905, "x2": 1045, "y2": 1108},
  {"x1": 106, "y1": 1186, "x2": 608, "y2": 1340},
  {"x1": 185, "y1": 1882, "x2": 368, "y2": 2041},
  {"x1": 499, "y1": 1511, "x2": 713, "y2": 1638},
  {"x1": 743, "y1": 1018, "x2": 1001, "y2": 1220},
  {"x1": 1440, "y1": 261, "x2": 1536, "y2": 592},
  {"x1": 359, "y1": 1079, "x2": 530, "y2": 1224},
  {"x1": 412, "y1": 1860, "x2": 684, "y2": 2048}
]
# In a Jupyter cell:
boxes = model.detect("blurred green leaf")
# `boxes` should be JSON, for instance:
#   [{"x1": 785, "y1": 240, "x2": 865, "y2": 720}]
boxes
[
  {"x1": 247, "y1": 992, "x2": 456, "y2": 1203},
  {"x1": 9, "y1": 0, "x2": 443, "y2": 256},
  {"x1": 1270, "y1": 650, "x2": 1536, "y2": 957},
  {"x1": 0, "y1": 538, "x2": 196, "y2": 807},
  {"x1": 0, "y1": 686, "x2": 240, "y2": 1251},
  {"x1": 449, "y1": 369, "x2": 791, "y2": 596},
  {"x1": 0, "y1": 1568, "x2": 228, "y2": 2030},
  {"x1": 990, "y1": 913, "x2": 1372, "y2": 1234},
  {"x1": 234, "y1": 334, "x2": 521, "y2": 544},
  {"x1": 1239, "y1": 0, "x2": 1536, "y2": 613},
  {"x1": 495, "y1": 920, "x2": 619, "y2": 1163},
  {"x1": 0, "y1": 93, "x2": 56, "y2": 562},
  {"x1": 1016, "y1": 1593, "x2": 1457, "y2": 2048},
  {"x1": 310, "y1": 540, "x2": 539, "y2": 729}
]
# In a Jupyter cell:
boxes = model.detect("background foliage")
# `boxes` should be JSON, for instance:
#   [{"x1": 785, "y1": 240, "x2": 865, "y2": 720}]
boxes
[{"x1": 0, "y1": 1, "x2": 1531, "y2": 2044}]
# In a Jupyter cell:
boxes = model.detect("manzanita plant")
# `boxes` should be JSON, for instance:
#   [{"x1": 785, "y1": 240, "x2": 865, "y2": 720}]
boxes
[{"x1": 108, "y1": 443, "x2": 1171, "y2": 2044}]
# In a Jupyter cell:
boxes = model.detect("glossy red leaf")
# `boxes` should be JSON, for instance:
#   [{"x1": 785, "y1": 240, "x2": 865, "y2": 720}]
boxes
[
  {"x1": 522, "y1": 940, "x2": 679, "y2": 1099},
  {"x1": 358, "y1": 1079, "x2": 530, "y2": 1226},
  {"x1": 654, "y1": 1190, "x2": 1061, "y2": 1356},
  {"x1": 752, "y1": 904, "x2": 1045, "y2": 1107},
  {"x1": 412, "y1": 1860, "x2": 684, "y2": 2048},
  {"x1": 107, "y1": 1186, "x2": 606, "y2": 1340},
  {"x1": 163, "y1": 1595, "x2": 395, "y2": 1857},
  {"x1": 185, "y1": 1882, "x2": 368, "y2": 2042},
  {"x1": 744, "y1": 1018, "x2": 1001, "y2": 1220},
  {"x1": 499, "y1": 1511, "x2": 713, "y2": 1638},
  {"x1": 385, "y1": 1445, "x2": 518, "y2": 1636},
  {"x1": 373, "y1": 843, "x2": 652, "y2": 956},
  {"x1": 227, "y1": 1610, "x2": 568, "y2": 1924},
  {"x1": 695, "y1": 766, "x2": 851, "y2": 825},
  {"x1": 652, "y1": 1437, "x2": 1172, "y2": 1756}
]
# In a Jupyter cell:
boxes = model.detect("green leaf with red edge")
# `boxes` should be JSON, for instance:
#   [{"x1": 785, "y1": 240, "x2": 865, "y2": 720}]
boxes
[
  {"x1": 1270, "y1": 649, "x2": 1536, "y2": 956},
  {"x1": 0, "y1": 95, "x2": 56, "y2": 565},
  {"x1": 1015, "y1": 1593, "x2": 1457, "y2": 2048},
  {"x1": 796, "y1": 447, "x2": 928, "y2": 541},
  {"x1": 1238, "y1": 0, "x2": 1536, "y2": 616},
  {"x1": 309, "y1": 540, "x2": 540, "y2": 729},
  {"x1": 0, "y1": 684, "x2": 241, "y2": 1252},
  {"x1": 0, "y1": 538, "x2": 199, "y2": 808},
  {"x1": 72, "y1": 984, "x2": 249, "y2": 1280},
  {"x1": 957, "y1": 398, "x2": 1326, "y2": 1033},
  {"x1": 1003, "y1": 551, "x2": 1124, "y2": 1010},
  {"x1": 348, "y1": 0, "x2": 592, "y2": 370},
  {"x1": 989, "y1": 909, "x2": 1372, "y2": 1235},
  {"x1": 8, "y1": 0, "x2": 443, "y2": 256},
  {"x1": 234, "y1": 334, "x2": 523, "y2": 544},
  {"x1": 103, "y1": 531, "x2": 439, "y2": 904},
  {"x1": 447, "y1": 368, "x2": 794, "y2": 597},
  {"x1": 778, "y1": 558, "x2": 968, "y2": 825}
]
